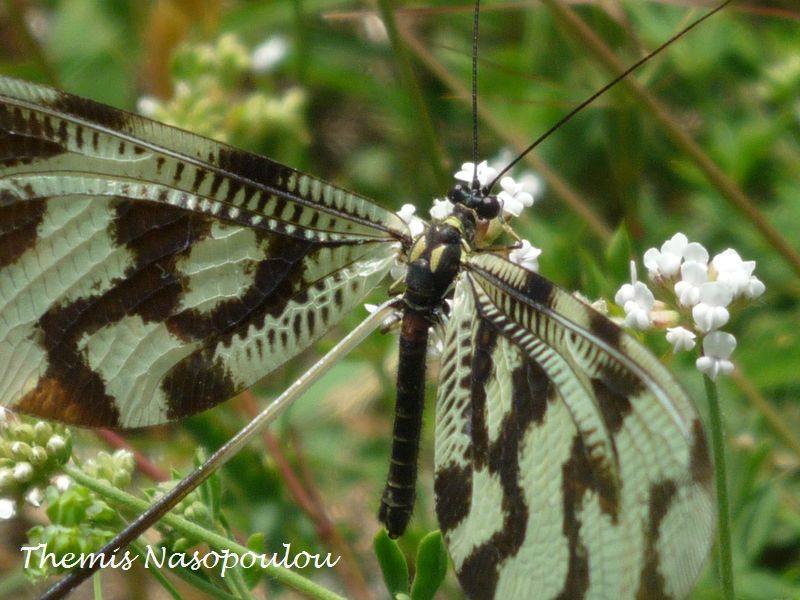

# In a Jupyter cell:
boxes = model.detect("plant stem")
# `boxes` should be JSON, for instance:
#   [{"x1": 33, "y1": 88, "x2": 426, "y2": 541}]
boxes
[
  {"x1": 703, "y1": 374, "x2": 735, "y2": 600},
  {"x1": 63, "y1": 465, "x2": 346, "y2": 600}
]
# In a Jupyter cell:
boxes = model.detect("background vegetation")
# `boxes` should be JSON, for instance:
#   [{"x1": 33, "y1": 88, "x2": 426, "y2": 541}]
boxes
[{"x1": 0, "y1": 0, "x2": 798, "y2": 598}]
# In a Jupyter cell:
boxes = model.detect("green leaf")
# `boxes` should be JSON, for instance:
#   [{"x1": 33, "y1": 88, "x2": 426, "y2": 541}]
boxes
[
  {"x1": 739, "y1": 484, "x2": 780, "y2": 562},
  {"x1": 605, "y1": 224, "x2": 634, "y2": 285},
  {"x1": 374, "y1": 529, "x2": 409, "y2": 598},
  {"x1": 574, "y1": 246, "x2": 605, "y2": 301},
  {"x1": 410, "y1": 531, "x2": 448, "y2": 600},
  {"x1": 243, "y1": 533, "x2": 266, "y2": 588}
]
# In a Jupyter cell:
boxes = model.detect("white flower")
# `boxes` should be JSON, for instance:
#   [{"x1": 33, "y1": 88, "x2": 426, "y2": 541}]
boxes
[
  {"x1": 487, "y1": 150, "x2": 544, "y2": 200},
  {"x1": 497, "y1": 176, "x2": 534, "y2": 217},
  {"x1": 741, "y1": 276, "x2": 766, "y2": 299},
  {"x1": 0, "y1": 498, "x2": 15, "y2": 520},
  {"x1": 25, "y1": 486, "x2": 44, "y2": 508},
  {"x1": 396, "y1": 204, "x2": 425, "y2": 238},
  {"x1": 488, "y1": 148, "x2": 515, "y2": 170},
  {"x1": 692, "y1": 281, "x2": 733, "y2": 332},
  {"x1": 674, "y1": 260, "x2": 708, "y2": 307},
  {"x1": 429, "y1": 198, "x2": 455, "y2": 220},
  {"x1": 643, "y1": 233, "x2": 689, "y2": 278},
  {"x1": 509, "y1": 240, "x2": 542, "y2": 272},
  {"x1": 251, "y1": 35, "x2": 289, "y2": 73},
  {"x1": 454, "y1": 161, "x2": 497, "y2": 189},
  {"x1": 683, "y1": 242, "x2": 709, "y2": 264},
  {"x1": 741, "y1": 275, "x2": 767, "y2": 300},
  {"x1": 396, "y1": 203, "x2": 415, "y2": 222},
  {"x1": 621, "y1": 284, "x2": 654, "y2": 330},
  {"x1": 696, "y1": 331, "x2": 737, "y2": 380},
  {"x1": 136, "y1": 95, "x2": 160, "y2": 117},
  {"x1": 614, "y1": 262, "x2": 654, "y2": 330},
  {"x1": 712, "y1": 249, "x2": 765, "y2": 300},
  {"x1": 517, "y1": 171, "x2": 544, "y2": 201},
  {"x1": 54, "y1": 475, "x2": 72, "y2": 492},
  {"x1": 666, "y1": 326, "x2": 696, "y2": 352}
]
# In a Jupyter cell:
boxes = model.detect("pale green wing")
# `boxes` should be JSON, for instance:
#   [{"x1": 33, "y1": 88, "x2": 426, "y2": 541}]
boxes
[
  {"x1": 434, "y1": 252, "x2": 714, "y2": 600},
  {"x1": 0, "y1": 75, "x2": 406, "y2": 427}
]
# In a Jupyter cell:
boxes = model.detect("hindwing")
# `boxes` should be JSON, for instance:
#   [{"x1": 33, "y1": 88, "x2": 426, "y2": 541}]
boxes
[
  {"x1": 0, "y1": 76, "x2": 407, "y2": 428},
  {"x1": 434, "y1": 253, "x2": 714, "y2": 600}
]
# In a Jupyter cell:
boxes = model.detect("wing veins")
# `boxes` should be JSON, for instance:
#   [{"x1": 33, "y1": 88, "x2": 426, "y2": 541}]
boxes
[
  {"x1": 467, "y1": 259, "x2": 691, "y2": 440},
  {"x1": 0, "y1": 89, "x2": 408, "y2": 240}
]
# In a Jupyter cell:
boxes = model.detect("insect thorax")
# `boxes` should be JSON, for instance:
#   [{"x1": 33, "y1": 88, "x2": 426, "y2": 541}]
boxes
[{"x1": 402, "y1": 202, "x2": 479, "y2": 315}]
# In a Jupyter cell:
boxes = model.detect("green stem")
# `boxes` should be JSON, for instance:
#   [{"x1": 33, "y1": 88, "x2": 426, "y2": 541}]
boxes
[
  {"x1": 703, "y1": 374, "x2": 735, "y2": 600},
  {"x1": 63, "y1": 465, "x2": 345, "y2": 600},
  {"x1": 92, "y1": 572, "x2": 101, "y2": 600},
  {"x1": 226, "y1": 556, "x2": 254, "y2": 600},
  {"x1": 129, "y1": 541, "x2": 183, "y2": 600}
]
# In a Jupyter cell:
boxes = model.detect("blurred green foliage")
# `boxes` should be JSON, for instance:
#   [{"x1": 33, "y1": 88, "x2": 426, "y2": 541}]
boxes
[{"x1": 0, "y1": 1, "x2": 798, "y2": 599}]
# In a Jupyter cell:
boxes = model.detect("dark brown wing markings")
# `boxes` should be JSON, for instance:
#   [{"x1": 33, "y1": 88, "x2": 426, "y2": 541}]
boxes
[
  {"x1": 0, "y1": 197, "x2": 47, "y2": 268},
  {"x1": 12, "y1": 200, "x2": 215, "y2": 427},
  {"x1": 4, "y1": 191, "x2": 374, "y2": 426},
  {"x1": 469, "y1": 321, "x2": 497, "y2": 470},
  {"x1": 162, "y1": 349, "x2": 238, "y2": 421},
  {"x1": 635, "y1": 479, "x2": 678, "y2": 600},
  {"x1": 0, "y1": 119, "x2": 66, "y2": 168},
  {"x1": 557, "y1": 435, "x2": 593, "y2": 600},
  {"x1": 47, "y1": 88, "x2": 130, "y2": 134},
  {"x1": 441, "y1": 308, "x2": 558, "y2": 600},
  {"x1": 690, "y1": 419, "x2": 713, "y2": 487}
]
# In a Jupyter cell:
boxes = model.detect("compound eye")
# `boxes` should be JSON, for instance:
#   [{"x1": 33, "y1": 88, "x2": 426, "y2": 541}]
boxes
[
  {"x1": 477, "y1": 195, "x2": 501, "y2": 220},
  {"x1": 447, "y1": 184, "x2": 469, "y2": 205}
]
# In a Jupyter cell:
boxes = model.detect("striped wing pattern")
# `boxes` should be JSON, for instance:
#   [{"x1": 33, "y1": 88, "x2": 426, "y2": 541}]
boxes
[
  {"x1": 0, "y1": 76, "x2": 406, "y2": 427},
  {"x1": 435, "y1": 253, "x2": 714, "y2": 600},
  {"x1": 0, "y1": 75, "x2": 714, "y2": 599}
]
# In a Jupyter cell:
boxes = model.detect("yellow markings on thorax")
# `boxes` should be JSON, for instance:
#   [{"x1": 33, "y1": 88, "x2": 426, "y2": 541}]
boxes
[
  {"x1": 442, "y1": 214, "x2": 466, "y2": 234},
  {"x1": 408, "y1": 235, "x2": 427, "y2": 263},
  {"x1": 429, "y1": 245, "x2": 446, "y2": 273}
]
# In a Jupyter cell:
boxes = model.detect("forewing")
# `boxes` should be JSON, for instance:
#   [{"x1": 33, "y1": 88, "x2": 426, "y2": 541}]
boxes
[
  {"x1": 0, "y1": 76, "x2": 405, "y2": 427},
  {"x1": 434, "y1": 253, "x2": 714, "y2": 600}
]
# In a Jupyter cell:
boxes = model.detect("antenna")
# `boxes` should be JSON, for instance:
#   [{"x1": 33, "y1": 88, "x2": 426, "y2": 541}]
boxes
[
  {"x1": 471, "y1": 0, "x2": 481, "y2": 190},
  {"x1": 488, "y1": 0, "x2": 734, "y2": 190}
]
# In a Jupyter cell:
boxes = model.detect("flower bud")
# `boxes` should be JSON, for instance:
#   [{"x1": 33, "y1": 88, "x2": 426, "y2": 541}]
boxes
[{"x1": 13, "y1": 462, "x2": 33, "y2": 483}]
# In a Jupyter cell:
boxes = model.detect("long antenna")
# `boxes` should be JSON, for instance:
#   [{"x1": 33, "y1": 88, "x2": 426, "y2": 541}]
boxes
[
  {"x1": 488, "y1": 0, "x2": 734, "y2": 189},
  {"x1": 471, "y1": 0, "x2": 481, "y2": 189}
]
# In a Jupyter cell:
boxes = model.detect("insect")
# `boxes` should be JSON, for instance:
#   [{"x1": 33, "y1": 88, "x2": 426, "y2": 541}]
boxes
[{"x1": 0, "y1": 1, "x2": 737, "y2": 598}]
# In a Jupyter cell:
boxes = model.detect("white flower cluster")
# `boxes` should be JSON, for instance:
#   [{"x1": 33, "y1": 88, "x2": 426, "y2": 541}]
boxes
[
  {"x1": 451, "y1": 160, "x2": 539, "y2": 218},
  {"x1": 615, "y1": 233, "x2": 765, "y2": 380},
  {"x1": 509, "y1": 240, "x2": 542, "y2": 273},
  {"x1": 392, "y1": 204, "x2": 426, "y2": 280},
  {"x1": 395, "y1": 159, "x2": 544, "y2": 276},
  {"x1": 398, "y1": 158, "x2": 543, "y2": 225},
  {"x1": 396, "y1": 204, "x2": 425, "y2": 238}
]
